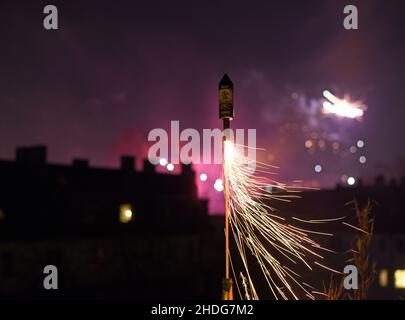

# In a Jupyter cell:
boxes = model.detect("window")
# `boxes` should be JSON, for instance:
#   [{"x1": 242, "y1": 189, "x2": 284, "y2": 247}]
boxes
[
  {"x1": 379, "y1": 269, "x2": 388, "y2": 287},
  {"x1": 119, "y1": 204, "x2": 134, "y2": 223},
  {"x1": 394, "y1": 269, "x2": 405, "y2": 289},
  {"x1": 0, "y1": 209, "x2": 5, "y2": 221}
]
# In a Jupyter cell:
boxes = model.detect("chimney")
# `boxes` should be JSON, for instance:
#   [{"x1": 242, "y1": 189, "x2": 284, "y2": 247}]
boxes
[
  {"x1": 16, "y1": 145, "x2": 47, "y2": 165},
  {"x1": 16, "y1": 147, "x2": 29, "y2": 163},
  {"x1": 181, "y1": 163, "x2": 197, "y2": 198},
  {"x1": 390, "y1": 177, "x2": 398, "y2": 187},
  {"x1": 143, "y1": 159, "x2": 155, "y2": 173},
  {"x1": 181, "y1": 163, "x2": 193, "y2": 175},
  {"x1": 375, "y1": 175, "x2": 385, "y2": 187},
  {"x1": 121, "y1": 156, "x2": 135, "y2": 171},
  {"x1": 73, "y1": 158, "x2": 89, "y2": 169},
  {"x1": 181, "y1": 163, "x2": 196, "y2": 181}
]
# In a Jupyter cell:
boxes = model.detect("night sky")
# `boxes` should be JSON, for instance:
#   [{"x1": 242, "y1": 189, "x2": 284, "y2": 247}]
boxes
[{"x1": 1, "y1": 0, "x2": 404, "y2": 212}]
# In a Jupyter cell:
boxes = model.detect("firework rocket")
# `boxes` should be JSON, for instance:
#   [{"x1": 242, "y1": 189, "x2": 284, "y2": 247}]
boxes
[
  {"x1": 219, "y1": 73, "x2": 234, "y2": 300},
  {"x1": 219, "y1": 74, "x2": 234, "y2": 131}
]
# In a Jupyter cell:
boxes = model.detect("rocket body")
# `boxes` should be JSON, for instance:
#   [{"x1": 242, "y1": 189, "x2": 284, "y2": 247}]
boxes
[{"x1": 219, "y1": 74, "x2": 234, "y2": 121}]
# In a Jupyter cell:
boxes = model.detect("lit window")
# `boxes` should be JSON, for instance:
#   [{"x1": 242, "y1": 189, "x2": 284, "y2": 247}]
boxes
[
  {"x1": 379, "y1": 269, "x2": 388, "y2": 287},
  {"x1": 119, "y1": 204, "x2": 134, "y2": 223},
  {"x1": 394, "y1": 269, "x2": 405, "y2": 289}
]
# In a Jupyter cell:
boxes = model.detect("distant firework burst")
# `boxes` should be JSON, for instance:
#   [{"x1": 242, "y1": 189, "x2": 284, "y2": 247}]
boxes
[
  {"x1": 322, "y1": 90, "x2": 366, "y2": 120},
  {"x1": 224, "y1": 141, "x2": 342, "y2": 300}
]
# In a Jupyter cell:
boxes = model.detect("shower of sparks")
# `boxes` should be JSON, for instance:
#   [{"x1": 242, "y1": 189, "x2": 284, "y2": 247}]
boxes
[
  {"x1": 322, "y1": 90, "x2": 366, "y2": 119},
  {"x1": 224, "y1": 140, "x2": 340, "y2": 300}
]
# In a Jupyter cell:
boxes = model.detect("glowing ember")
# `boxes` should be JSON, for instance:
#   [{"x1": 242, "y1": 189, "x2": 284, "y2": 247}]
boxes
[
  {"x1": 214, "y1": 178, "x2": 224, "y2": 192},
  {"x1": 347, "y1": 176, "x2": 356, "y2": 185},
  {"x1": 357, "y1": 140, "x2": 365, "y2": 148}
]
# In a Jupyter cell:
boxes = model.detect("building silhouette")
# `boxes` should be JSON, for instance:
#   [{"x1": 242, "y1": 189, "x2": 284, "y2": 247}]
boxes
[
  {"x1": 0, "y1": 146, "x2": 221, "y2": 298},
  {"x1": 0, "y1": 145, "x2": 211, "y2": 236},
  {"x1": 272, "y1": 177, "x2": 405, "y2": 299},
  {"x1": 0, "y1": 145, "x2": 404, "y2": 299}
]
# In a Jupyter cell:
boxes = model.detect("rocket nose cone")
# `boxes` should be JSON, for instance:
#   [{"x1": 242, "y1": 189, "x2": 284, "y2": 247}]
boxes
[{"x1": 219, "y1": 74, "x2": 233, "y2": 86}]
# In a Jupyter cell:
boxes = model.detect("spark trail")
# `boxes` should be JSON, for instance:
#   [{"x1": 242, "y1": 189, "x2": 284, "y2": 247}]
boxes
[{"x1": 224, "y1": 141, "x2": 340, "y2": 300}]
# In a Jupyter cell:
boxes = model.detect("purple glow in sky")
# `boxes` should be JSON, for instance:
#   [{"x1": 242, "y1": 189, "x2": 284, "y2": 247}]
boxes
[{"x1": 1, "y1": 0, "x2": 405, "y2": 213}]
